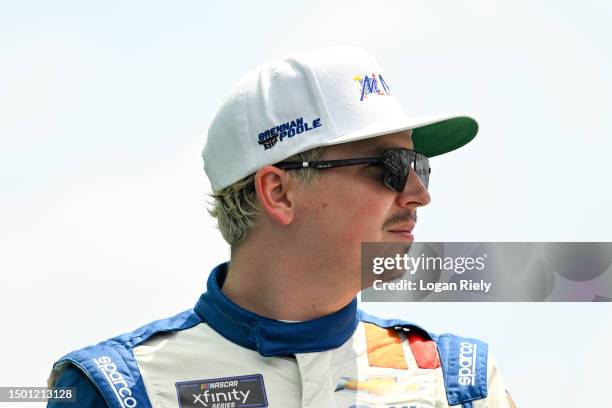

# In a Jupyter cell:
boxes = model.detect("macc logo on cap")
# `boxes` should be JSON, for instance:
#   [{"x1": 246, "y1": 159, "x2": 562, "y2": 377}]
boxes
[{"x1": 354, "y1": 73, "x2": 391, "y2": 101}]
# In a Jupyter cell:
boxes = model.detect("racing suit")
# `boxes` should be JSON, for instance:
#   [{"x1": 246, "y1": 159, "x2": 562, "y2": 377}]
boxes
[{"x1": 48, "y1": 263, "x2": 514, "y2": 407}]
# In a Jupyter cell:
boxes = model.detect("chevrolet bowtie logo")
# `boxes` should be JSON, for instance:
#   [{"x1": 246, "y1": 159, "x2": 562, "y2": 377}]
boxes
[{"x1": 335, "y1": 376, "x2": 420, "y2": 396}]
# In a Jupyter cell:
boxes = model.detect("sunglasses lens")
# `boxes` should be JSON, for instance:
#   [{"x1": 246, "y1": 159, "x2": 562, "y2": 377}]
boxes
[
  {"x1": 414, "y1": 153, "x2": 430, "y2": 188},
  {"x1": 382, "y1": 150, "x2": 410, "y2": 192},
  {"x1": 382, "y1": 149, "x2": 430, "y2": 192}
]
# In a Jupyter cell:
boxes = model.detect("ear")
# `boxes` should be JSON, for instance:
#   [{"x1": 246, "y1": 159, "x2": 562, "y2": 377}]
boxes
[{"x1": 254, "y1": 165, "x2": 295, "y2": 226}]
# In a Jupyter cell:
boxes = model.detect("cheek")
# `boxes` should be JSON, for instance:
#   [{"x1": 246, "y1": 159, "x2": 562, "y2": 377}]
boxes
[{"x1": 313, "y1": 185, "x2": 390, "y2": 242}]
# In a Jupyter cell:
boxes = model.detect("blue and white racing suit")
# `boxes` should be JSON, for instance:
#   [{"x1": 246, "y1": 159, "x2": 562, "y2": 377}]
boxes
[{"x1": 47, "y1": 263, "x2": 514, "y2": 408}]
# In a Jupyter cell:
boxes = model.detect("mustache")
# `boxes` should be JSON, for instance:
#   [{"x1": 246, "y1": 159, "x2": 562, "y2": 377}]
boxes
[{"x1": 382, "y1": 210, "x2": 418, "y2": 230}]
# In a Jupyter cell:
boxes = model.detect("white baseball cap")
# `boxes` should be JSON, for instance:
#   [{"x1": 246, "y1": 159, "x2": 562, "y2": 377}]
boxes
[{"x1": 203, "y1": 46, "x2": 478, "y2": 192}]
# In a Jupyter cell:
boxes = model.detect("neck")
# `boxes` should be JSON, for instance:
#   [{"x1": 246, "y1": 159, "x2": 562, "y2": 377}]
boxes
[{"x1": 222, "y1": 237, "x2": 358, "y2": 322}]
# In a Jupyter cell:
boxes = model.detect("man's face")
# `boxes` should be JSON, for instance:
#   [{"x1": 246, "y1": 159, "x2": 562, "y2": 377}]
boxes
[{"x1": 289, "y1": 130, "x2": 431, "y2": 274}]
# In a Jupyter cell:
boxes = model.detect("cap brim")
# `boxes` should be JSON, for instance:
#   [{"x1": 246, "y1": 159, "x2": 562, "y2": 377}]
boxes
[{"x1": 321, "y1": 114, "x2": 478, "y2": 157}]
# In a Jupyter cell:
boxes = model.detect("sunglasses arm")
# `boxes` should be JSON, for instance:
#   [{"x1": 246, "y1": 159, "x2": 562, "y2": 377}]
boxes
[{"x1": 276, "y1": 157, "x2": 382, "y2": 170}]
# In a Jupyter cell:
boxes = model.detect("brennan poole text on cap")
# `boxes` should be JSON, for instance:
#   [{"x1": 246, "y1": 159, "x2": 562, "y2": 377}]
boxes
[{"x1": 257, "y1": 117, "x2": 322, "y2": 150}]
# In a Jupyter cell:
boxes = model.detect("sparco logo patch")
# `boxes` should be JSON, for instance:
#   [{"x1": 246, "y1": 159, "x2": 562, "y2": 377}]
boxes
[
  {"x1": 93, "y1": 356, "x2": 138, "y2": 408},
  {"x1": 176, "y1": 374, "x2": 268, "y2": 408},
  {"x1": 458, "y1": 341, "x2": 477, "y2": 386}
]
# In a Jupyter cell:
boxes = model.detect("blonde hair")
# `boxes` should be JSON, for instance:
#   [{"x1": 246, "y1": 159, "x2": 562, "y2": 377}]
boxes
[{"x1": 208, "y1": 147, "x2": 326, "y2": 246}]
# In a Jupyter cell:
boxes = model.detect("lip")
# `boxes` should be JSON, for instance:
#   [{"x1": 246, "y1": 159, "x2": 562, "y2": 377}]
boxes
[
  {"x1": 387, "y1": 223, "x2": 416, "y2": 242},
  {"x1": 387, "y1": 231, "x2": 414, "y2": 242}
]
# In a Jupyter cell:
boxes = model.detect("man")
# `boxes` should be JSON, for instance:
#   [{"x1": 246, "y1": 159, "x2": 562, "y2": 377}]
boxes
[{"x1": 48, "y1": 46, "x2": 515, "y2": 407}]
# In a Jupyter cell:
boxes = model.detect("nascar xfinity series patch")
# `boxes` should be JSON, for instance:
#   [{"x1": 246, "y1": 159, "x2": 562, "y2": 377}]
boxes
[{"x1": 176, "y1": 374, "x2": 268, "y2": 408}]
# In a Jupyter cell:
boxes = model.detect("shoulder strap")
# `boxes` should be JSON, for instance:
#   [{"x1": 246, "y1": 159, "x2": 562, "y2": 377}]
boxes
[
  {"x1": 358, "y1": 309, "x2": 430, "y2": 333},
  {"x1": 50, "y1": 309, "x2": 202, "y2": 408},
  {"x1": 55, "y1": 342, "x2": 148, "y2": 408},
  {"x1": 432, "y1": 333, "x2": 488, "y2": 407}
]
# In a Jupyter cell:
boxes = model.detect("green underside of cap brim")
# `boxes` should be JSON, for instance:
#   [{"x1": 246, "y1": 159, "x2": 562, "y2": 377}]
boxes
[{"x1": 412, "y1": 116, "x2": 478, "y2": 158}]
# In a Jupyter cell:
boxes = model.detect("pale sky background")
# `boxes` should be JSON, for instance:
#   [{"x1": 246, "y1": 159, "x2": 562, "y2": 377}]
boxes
[{"x1": 1, "y1": 1, "x2": 612, "y2": 407}]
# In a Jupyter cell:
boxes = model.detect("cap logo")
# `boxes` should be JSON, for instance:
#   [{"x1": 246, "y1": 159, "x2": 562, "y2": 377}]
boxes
[
  {"x1": 353, "y1": 73, "x2": 391, "y2": 101},
  {"x1": 257, "y1": 116, "x2": 322, "y2": 150}
]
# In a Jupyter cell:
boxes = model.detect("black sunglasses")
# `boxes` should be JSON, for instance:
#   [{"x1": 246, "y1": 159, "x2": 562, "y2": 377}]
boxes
[{"x1": 275, "y1": 148, "x2": 430, "y2": 193}]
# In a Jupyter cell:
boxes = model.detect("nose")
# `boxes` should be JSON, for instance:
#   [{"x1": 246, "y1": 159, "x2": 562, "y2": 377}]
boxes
[{"x1": 396, "y1": 168, "x2": 431, "y2": 208}]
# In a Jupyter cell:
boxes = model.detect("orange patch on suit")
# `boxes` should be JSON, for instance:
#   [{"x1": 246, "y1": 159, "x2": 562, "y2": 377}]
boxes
[
  {"x1": 364, "y1": 323, "x2": 408, "y2": 370},
  {"x1": 407, "y1": 332, "x2": 441, "y2": 369}
]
